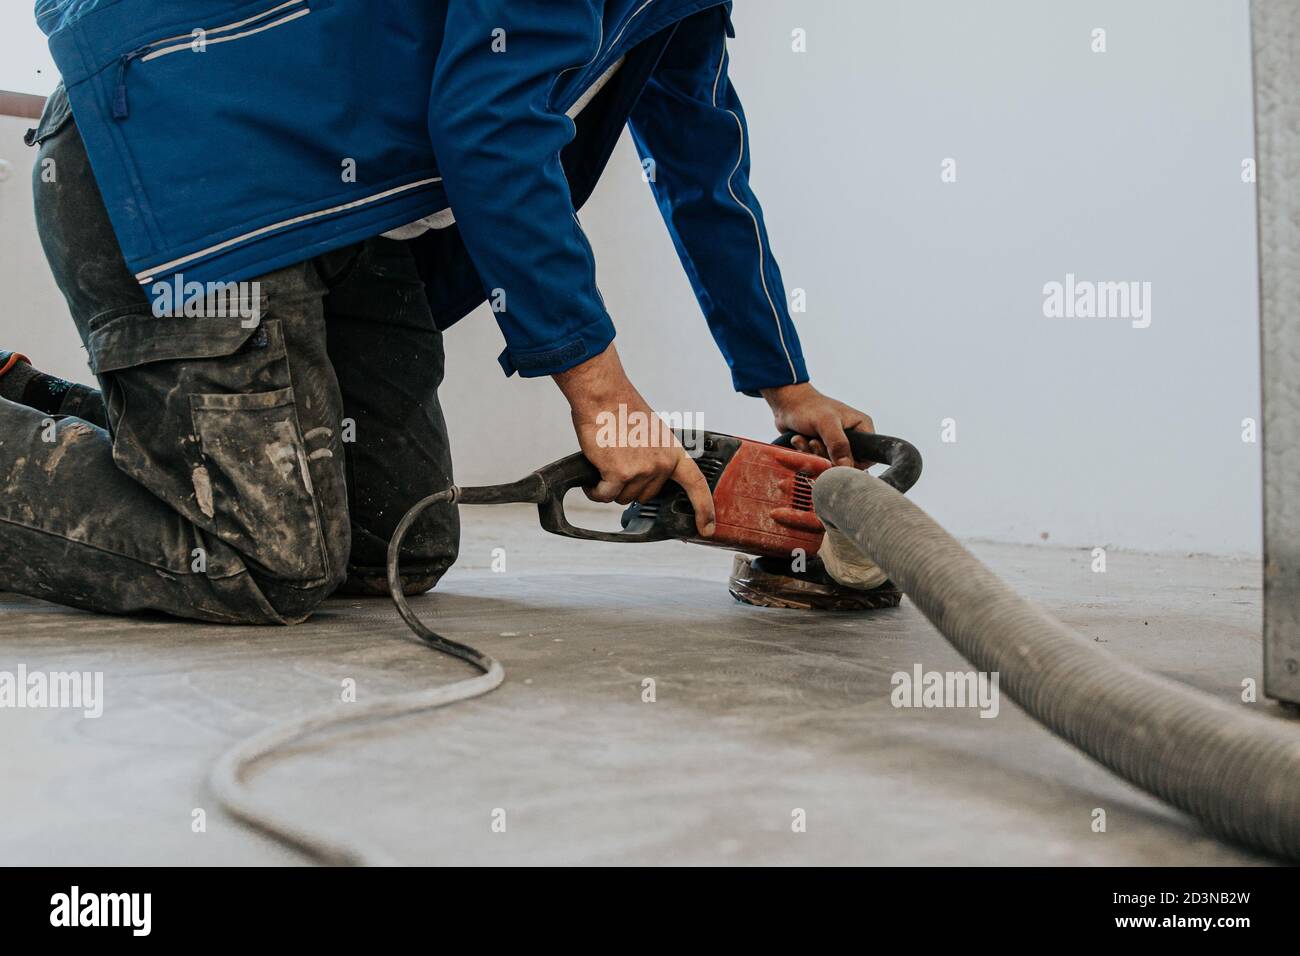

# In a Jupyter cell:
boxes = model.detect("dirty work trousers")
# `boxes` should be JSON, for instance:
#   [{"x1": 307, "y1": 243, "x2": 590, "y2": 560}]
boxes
[{"x1": 0, "y1": 98, "x2": 458, "y2": 624}]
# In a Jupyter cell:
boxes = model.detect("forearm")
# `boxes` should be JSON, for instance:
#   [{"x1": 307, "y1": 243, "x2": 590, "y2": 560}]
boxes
[{"x1": 552, "y1": 343, "x2": 638, "y2": 415}]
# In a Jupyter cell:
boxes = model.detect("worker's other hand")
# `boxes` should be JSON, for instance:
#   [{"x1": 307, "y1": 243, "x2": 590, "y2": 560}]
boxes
[
  {"x1": 760, "y1": 382, "x2": 875, "y2": 468},
  {"x1": 553, "y1": 344, "x2": 716, "y2": 536}
]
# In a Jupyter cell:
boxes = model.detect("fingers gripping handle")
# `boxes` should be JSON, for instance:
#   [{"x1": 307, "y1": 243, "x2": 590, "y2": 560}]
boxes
[{"x1": 775, "y1": 430, "x2": 923, "y2": 494}]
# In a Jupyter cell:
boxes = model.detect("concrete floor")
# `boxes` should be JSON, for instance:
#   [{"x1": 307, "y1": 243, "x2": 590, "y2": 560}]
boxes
[{"x1": 0, "y1": 504, "x2": 1287, "y2": 865}]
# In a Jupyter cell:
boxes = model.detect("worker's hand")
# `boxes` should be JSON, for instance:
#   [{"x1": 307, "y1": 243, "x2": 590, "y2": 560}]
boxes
[
  {"x1": 553, "y1": 344, "x2": 716, "y2": 536},
  {"x1": 760, "y1": 382, "x2": 875, "y2": 468}
]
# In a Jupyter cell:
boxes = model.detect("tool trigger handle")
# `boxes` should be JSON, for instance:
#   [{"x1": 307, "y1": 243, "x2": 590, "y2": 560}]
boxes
[{"x1": 532, "y1": 453, "x2": 677, "y2": 543}]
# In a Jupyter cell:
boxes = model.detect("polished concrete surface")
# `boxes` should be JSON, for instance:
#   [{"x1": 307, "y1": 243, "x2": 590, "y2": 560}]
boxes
[{"x1": 0, "y1": 504, "x2": 1286, "y2": 865}]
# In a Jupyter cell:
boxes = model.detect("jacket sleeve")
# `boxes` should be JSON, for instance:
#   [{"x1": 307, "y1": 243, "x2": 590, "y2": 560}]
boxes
[
  {"x1": 627, "y1": 7, "x2": 807, "y2": 394},
  {"x1": 428, "y1": 0, "x2": 613, "y2": 377}
]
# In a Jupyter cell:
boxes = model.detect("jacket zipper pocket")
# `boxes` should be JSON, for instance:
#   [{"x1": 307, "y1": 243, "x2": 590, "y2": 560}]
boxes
[
  {"x1": 560, "y1": 0, "x2": 654, "y2": 105},
  {"x1": 114, "y1": 0, "x2": 312, "y2": 120},
  {"x1": 603, "y1": 0, "x2": 658, "y2": 59}
]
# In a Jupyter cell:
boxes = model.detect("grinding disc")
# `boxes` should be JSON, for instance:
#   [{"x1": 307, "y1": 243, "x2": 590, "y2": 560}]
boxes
[{"x1": 727, "y1": 554, "x2": 903, "y2": 611}]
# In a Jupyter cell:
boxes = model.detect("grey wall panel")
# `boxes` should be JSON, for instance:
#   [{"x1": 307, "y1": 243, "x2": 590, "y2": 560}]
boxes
[{"x1": 1253, "y1": 0, "x2": 1300, "y2": 705}]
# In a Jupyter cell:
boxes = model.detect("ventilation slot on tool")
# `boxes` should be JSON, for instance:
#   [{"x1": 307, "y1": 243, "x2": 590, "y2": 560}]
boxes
[
  {"x1": 792, "y1": 472, "x2": 816, "y2": 512},
  {"x1": 695, "y1": 456, "x2": 725, "y2": 483}
]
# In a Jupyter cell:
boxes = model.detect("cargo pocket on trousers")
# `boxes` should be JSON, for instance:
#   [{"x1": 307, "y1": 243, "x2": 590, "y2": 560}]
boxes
[{"x1": 189, "y1": 387, "x2": 329, "y2": 583}]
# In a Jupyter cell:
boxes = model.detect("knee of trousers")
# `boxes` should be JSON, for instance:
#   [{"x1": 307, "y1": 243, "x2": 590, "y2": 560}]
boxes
[{"x1": 244, "y1": 518, "x2": 351, "y2": 624}]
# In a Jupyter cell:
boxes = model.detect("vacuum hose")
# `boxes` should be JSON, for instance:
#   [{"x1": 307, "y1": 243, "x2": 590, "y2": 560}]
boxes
[{"x1": 813, "y1": 466, "x2": 1300, "y2": 861}]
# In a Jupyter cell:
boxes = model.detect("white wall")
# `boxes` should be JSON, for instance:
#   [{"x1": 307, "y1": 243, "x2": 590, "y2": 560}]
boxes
[
  {"x1": 0, "y1": 6, "x2": 58, "y2": 96},
  {"x1": 0, "y1": 114, "x2": 85, "y2": 385},
  {"x1": 1, "y1": 0, "x2": 1262, "y2": 554}
]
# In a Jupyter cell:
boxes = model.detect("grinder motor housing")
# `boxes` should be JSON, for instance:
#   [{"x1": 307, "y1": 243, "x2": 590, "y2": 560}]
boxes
[{"x1": 623, "y1": 434, "x2": 835, "y2": 558}]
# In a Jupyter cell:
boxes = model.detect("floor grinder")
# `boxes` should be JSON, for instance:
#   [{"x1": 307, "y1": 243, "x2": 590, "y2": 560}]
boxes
[{"x1": 424, "y1": 428, "x2": 923, "y2": 610}]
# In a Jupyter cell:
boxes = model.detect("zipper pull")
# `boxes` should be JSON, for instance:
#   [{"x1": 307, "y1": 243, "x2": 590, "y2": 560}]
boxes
[{"x1": 113, "y1": 49, "x2": 147, "y2": 120}]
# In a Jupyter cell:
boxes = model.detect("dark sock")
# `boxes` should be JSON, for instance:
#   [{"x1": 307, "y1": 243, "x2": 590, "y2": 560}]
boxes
[
  {"x1": 23, "y1": 374, "x2": 75, "y2": 416},
  {"x1": 0, "y1": 358, "x2": 76, "y2": 417}
]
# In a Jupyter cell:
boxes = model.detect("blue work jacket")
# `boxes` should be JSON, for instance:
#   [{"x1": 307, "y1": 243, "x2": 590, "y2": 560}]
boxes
[{"x1": 36, "y1": 0, "x2": 807, "y2": 391}]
